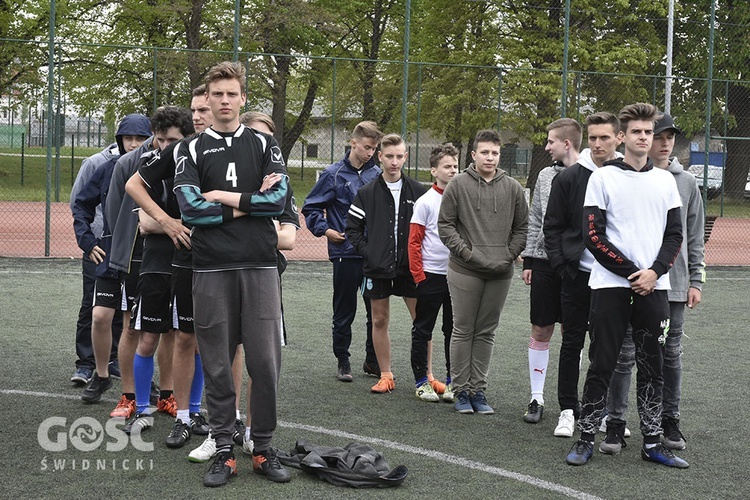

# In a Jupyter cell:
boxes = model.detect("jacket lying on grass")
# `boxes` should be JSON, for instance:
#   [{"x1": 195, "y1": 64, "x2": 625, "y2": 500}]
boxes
[{"x1": 276, "y1": 440, "x2": 408, "y2": 488}]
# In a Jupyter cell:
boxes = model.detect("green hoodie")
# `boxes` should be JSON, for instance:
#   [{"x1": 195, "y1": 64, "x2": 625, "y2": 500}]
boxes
[{"x1": 438, "y1": 164, "x2": 528, "y2": 279}]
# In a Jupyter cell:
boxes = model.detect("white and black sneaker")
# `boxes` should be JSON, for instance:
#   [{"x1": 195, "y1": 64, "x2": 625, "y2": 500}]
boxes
[
  {"x1": 190, "y1": 412, "x2": 210, "y2": 436},
  {"x1": 165, "y1": 420, "x2": 192, "y2": 448},
  {"x1": 123, "y1": 412, "x2": 153, "y2": 435}
]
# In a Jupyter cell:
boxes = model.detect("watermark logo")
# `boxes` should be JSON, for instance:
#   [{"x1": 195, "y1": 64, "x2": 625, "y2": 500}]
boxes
[{"x1": 38, "y1": 416, "x2": 154, "y2": 452}]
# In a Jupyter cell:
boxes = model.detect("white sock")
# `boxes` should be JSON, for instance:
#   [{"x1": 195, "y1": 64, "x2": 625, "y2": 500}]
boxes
[
  {"x1": 236, "y1": 409, "x2": 241, "y2": 420},
  {"x1": 528, "y1": 338, "x2": 550, "y2": 405},
  {"x1": 245, "y1": 426, "x2": 252, "y2": 440},
  {"x1": 177, "y1": 409, "x2": 190, "y2": 425}
]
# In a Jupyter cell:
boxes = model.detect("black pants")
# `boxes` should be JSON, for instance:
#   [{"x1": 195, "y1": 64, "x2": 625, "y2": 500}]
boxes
[
  {"x1": 331, "y1": 258, "x2": 374, "y2": 363},
  {"x1": 557, "y1": 271, "x2": 591, "y2": 413},
  {"x1": 75, "y1": 255, "x2": 121, "y2": 368},
  {"x1": 578, "y1": 287, "x2": 668, "y2": 440},
  {"x1": 410, "y1": 272, "x2": 452, "y2": 382}
]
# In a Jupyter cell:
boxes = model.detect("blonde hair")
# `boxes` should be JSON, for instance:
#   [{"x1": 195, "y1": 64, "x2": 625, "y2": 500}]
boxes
[
  {"x1": 240, "y1": 111, "x2": 275, "y2": 133},
  {"x1": 547, "y1": 118, "x2": 583, "y2": 150},
  {"x1": 352, "y1": 120, "x2": 383, "y2": 142},
  {"x1": 204, "y1": 61, "x2": 245, "y2": 92}
]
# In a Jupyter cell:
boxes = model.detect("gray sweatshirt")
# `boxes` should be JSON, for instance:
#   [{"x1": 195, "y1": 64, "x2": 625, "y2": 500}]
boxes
[
  {"x1": 438, "y1": 164, "x2": 528, "y2": 279},
  {"x1": 521, "y1": 162, "x2": 566, "y2": 264},
  {"x1": 665, "y1": 157, "x2": 706, "y2": 301}
]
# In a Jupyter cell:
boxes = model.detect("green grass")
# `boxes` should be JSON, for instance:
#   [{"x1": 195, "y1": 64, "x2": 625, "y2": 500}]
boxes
[{"x1": 1, "y1": 258, "x2": 749, "y2": 499}]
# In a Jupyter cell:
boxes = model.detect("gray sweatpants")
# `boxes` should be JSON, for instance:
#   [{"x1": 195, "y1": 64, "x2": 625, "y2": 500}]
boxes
[
  {"x1": 193, "y1": 268, "x2": 282, "y2": 452},
  {"x1": 447, "y1": 269, "x2": 512, "y2": 395}
]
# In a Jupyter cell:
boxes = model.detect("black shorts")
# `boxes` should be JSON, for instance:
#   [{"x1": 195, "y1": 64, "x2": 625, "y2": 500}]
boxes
[
  {"x1": 122, "y1": 260, "x2": 141, "y2": 312},
  {"x1": 361, "y1": 275, "x2": 417, "y2": 300},
  {"x1": 529, "y1": 268, "x2": 562, "y2": 326},
  {"x1": 130, "y1": 273, "x2": 172, "y2": 333},
  {"x1": 171, "y1": 266, "x2": 194, "y2": 333},
  {"x1": 93, "y1": 276, "x2": 124, "y2": 310}
]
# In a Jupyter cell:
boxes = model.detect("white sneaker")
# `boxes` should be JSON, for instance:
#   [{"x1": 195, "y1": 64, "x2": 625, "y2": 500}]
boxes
[
  {"x1": 188, "y1": 434, "x2": 216, "y2": 463},
  {"x1": 599, "y1": 415, "x2": 631, "y2": 437},
  {"x1": 442, "y1": 383, "x2": 455, "y2": 403},
  {"x1": 242, "y1": 435, "x2": 254, "y2": 455},
  {"x1": 554, "y1": 409, "x2": 575, "y2": 437},
  {"x1": 415, "y1": 381, "x2": 440, "y2": 402}
]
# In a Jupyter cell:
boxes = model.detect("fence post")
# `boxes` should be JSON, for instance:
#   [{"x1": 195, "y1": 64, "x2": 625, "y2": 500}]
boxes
[
  {"x1": 330, "y1": 58, "x2": 337, "y2": 164},
  {"x1": 21, "y1": 133, "x2": 25, "y2": 186},
  {"x1": 71, "y1": 134, "x2": 75, "y2": 186},
  {"x1": 301, "y1": 141, "x2": 305, "y2": 181}
]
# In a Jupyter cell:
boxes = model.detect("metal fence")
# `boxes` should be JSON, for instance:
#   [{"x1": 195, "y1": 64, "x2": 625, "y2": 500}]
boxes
[{"x1": 1, "y1": 45, "x2": 749, "y2": 264}]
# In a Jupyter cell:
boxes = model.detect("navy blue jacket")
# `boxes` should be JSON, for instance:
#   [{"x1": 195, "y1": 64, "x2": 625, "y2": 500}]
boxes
[
  {"x1": 302, "y1": 152, "x2": 381, "y2": 259},
  {"x1": 72, "y1": 157, "x2": 119, "y2": 279}
]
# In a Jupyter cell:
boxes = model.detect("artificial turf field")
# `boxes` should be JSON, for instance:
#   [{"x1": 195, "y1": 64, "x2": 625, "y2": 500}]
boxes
[{"x1": 1, "y1": 258, "x2": 748, "y2": 499}]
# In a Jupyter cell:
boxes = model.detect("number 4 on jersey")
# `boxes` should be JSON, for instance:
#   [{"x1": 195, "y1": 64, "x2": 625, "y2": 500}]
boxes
[{"x1": 226, "y1": 162, "x2": 237, "y2": 187}]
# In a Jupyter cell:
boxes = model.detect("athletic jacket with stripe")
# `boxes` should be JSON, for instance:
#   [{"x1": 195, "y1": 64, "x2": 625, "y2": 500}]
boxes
[{"x1": 345, "y1": 174, "x2": 427, "y2": 279}]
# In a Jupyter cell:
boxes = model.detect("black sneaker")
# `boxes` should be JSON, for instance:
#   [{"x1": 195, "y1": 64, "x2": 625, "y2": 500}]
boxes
[
  {"x1": 362, "y1": 359, "x2": 381, "y2": 378},
  {"x1": 123, "y1": 412, "x2": 154, "y2": 435},
  {"x1": 149, "y1": 381, "x2": 160, "y2": 406},
  {"x1": 252, "y1": 448, "x2": 291, "y2": 483},
  {"x1": 81, "y1": 373, "x2": 112, "y2": 403},
  {"x1": 203, "y1": 451, "x2": 237, "y2": 487},
  {"x1": 336, "y1": 360, "x2": 353, "y2": 382},
  {"x1": 232, "y1": 419, "x2": 245, "y2": 446},
  {"x1": 661, "y1": 416, "x2": 686, "y2": 450},
  {"x1": 523, "y1": 399, "x2": 544, "y2": 423},
  {"x1": 566, "y1": 439, "x2": 594, "y2": 466},
  {"x1": 190, "y1": 412, "x2": 210, "y2": 435},
  {"x1": 165, "y1": 420, "x2": 192, "y2": 448},
  {"x1": 641, "y1": 443, "x2": 689, "y2": 469},
  {"x1": 599, "y1": 420, "x2": 627, "y2": 455}
]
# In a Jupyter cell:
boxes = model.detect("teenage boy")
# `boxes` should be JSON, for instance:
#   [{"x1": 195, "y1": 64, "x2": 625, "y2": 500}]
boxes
[
  {"x1": 408, "y1": 144, "x2": 458, "y2": 403},
  {"x1": 520, "y1": 118, "x2": 581, "y2": 423},
  {"x1": 69, "y1": 119, "x2": 149, "y2": 385},
  {"x1": 543, "y1": 112, "x2": 622, "y2": 437},
  {"x1": 602, "y1": 113, "x2": 705, "y2": 454},
  {"x1": 438, "y1": 129, "x2": 528, "y2": 415},
  {"x1": 72, "y1": 114, "x2": 152, "y2": 403},
  {"x1": 174, "y1": 61, "x2": 291, "y2": 486},
  {"x1": 302, "y1": 121, "x2": 383, "y2": 381},
  {"x1": 346, "y1": 133, "x2": 427, "y2": 393},
  {"x1": 121, "y1": 106, "x2": 194, "y2": 436},
  {"x1": 565, "y1": 103, "x2": 688, "y2": 469}
]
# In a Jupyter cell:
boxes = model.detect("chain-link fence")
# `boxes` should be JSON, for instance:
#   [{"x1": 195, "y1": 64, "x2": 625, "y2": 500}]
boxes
[{"x1": 2, "y1": 42, "x2": 749, "y2": 264}]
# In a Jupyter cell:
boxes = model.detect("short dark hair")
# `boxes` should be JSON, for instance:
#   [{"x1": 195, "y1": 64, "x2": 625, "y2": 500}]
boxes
[
  {"x1": 204, "y1": 61, "x2": 245, "y2": 93},
  {"x1": 151, "y1": 106, "x2": 194, "y2": 137},
  {"x1": 547, "y1": 118, "x2": 583, "y2": 150},
  {"x1": 429, "y1": 143, "x2": 459, "y2": 169},
  {"x1": 473, "y1": 129, "x2": 501, "y2": 151},
  {"x1": 192, "y1": 84, "x2": 206, "y2": 98},
  {"x1": 618, "y1": 102, "x2": 661, "y2": 132},
  {"x1": 585, "y1": 112, "x2": 620, "y2": 134}
]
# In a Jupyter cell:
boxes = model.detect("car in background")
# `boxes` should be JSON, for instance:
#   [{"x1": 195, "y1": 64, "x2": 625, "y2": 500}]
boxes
[{"x1": 688, "y1": 164, "x2": 723, "y2": 199}]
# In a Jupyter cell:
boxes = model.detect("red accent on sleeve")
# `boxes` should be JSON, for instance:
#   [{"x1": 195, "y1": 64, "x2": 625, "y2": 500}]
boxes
[{"x1": 408, "y1": 222, "x2": 427, "y2": 283}]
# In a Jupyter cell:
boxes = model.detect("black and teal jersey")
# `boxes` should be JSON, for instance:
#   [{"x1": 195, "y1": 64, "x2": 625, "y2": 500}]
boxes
[{"x1": 173, "y1": 125, "x2": 288, "y2": 271}]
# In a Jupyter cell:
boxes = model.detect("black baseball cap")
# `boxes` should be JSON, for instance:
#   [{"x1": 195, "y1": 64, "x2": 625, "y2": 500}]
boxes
[{"x1": 654, "y1": 113, "x2": 681, "y2": 135}]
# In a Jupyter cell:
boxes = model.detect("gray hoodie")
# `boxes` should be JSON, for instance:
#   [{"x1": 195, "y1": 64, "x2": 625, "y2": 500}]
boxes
[
  {"x1": 521, "y1": 162, "x2": 566, "y2": 263},
  {"x1": 665, "y1": 157, "x2": 706, "y2": 301},
  {"x1": 438, "y1": 164, "x2": 528, "y2": 279}
]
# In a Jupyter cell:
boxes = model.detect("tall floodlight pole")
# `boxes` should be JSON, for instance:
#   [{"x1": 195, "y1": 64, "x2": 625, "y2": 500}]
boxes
[
  {"x1": 45, "y1": 0, "x2": 56, "y2": 256},
  {"x1": 665, "y1": 0, "x2": 675, "y2": 113},
  {"x1": 401, "y1": 0, "x2": 411, "y2": 138},
  {"x1": 703, "y1": 0, "x2": 716, "y2": 206},
  {"x1": 561, "y1": 0, "x2": 571, "y2": 117},
  {"x1": 233, "y1": 0, "x2": 240, "y2": 61}
]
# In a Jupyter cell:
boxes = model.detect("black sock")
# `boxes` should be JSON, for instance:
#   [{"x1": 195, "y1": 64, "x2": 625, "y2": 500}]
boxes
[
  {"x1": 124, "y1": 393, "x2": 135, "y2": 400},
  {"x1": 160, "y1": 390, "x2": 173, "y2": 400}
]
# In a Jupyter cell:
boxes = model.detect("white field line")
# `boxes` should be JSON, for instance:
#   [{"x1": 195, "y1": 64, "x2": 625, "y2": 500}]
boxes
[{"x1": 1, "y1": 388, "x2": 603, "y2": 500}]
